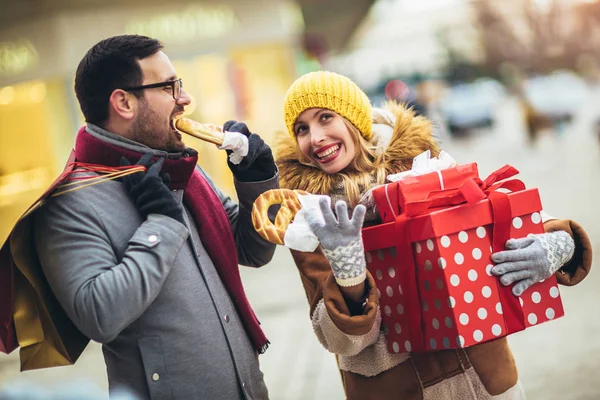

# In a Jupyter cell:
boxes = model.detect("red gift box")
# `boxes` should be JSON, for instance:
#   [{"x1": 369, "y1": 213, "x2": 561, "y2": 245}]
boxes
[{"x1": 362, "y1": 165, "x2": 564, "y2": 354}]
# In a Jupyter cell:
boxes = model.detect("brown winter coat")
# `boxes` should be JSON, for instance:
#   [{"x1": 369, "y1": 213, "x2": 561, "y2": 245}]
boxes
[{"x1": 274, "y1": 103, "x2": 592, "y2": 400}]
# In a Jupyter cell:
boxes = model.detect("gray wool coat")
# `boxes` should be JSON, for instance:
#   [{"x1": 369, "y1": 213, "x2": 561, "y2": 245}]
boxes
[{"x1": 33, "y1": 128, "x2": 278, "y2": 400}]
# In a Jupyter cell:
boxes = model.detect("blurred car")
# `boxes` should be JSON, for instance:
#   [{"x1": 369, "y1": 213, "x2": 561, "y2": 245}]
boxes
[
  {"x1": 440, "y1": 78, "x2": 506, "y2": 136},
  {"x1": 523, "y1": 71, "x2": 589, "y2": 123}
]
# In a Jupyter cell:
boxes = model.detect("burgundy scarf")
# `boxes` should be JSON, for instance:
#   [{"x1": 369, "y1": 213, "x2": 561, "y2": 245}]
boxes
[{"x1": 75, "y1": 127, "x2": 268, "y2": 353}]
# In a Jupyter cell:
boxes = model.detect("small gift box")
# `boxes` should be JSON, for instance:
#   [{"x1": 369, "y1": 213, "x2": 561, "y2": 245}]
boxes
[
  {"x1": 373, "y1": 151, "x2": 479, "y2": 222},
  {"x1": 362, "y1": 161, "x2": 564, "y2": 354}
]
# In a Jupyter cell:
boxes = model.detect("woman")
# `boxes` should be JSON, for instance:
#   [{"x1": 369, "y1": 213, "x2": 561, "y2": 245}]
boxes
[{"x1": 275, "y1": 71, "x2": 592, "y2": 399}]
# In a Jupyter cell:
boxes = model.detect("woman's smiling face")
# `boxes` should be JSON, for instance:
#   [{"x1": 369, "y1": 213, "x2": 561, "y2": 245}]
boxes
[{"x1": 294, "y1": 108, "x2": 356, "y2": 174}]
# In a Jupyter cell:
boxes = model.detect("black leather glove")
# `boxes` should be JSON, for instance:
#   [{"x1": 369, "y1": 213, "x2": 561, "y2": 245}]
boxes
[
  {"x1": 223, "y1": 120, "x2": 276, "y2": 182},
  {"x1": 120, "y1": 154, "x2": 185, "y2": 224}
]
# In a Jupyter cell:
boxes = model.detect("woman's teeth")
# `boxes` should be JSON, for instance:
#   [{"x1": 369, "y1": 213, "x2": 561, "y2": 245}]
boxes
[{"x1": 316, "y1": 145, "x2": 340, "y2": 159}]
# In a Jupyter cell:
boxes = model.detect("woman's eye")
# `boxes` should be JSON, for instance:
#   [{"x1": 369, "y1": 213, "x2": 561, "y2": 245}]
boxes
[
  {"x1": 321, "y1": 113, "x2": 333, "y2": 121},
  {"x1": 295, "y1": 126, "x2": 307, "y2": 136}
]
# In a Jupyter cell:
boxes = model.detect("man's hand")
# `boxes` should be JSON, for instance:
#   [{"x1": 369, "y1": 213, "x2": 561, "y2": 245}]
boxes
[
  {"x1": 120, "y1": 154, "x2": 184, "y2": 224},
  {"x1": 304, "y1": 198, "x2": 367, "y2": 287},
  {"x1": 491, "y1": 231, "x2": 575, "y2": 296},
  {"x1": 223, "y1": 120, "x2": 276, "y2": 182}
]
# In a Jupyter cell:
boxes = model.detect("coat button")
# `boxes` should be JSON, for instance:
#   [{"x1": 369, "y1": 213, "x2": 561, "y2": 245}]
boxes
[
  {"x1": 148, "y1": 234, "x2": 158, "y2": 243},
  {"x1": 224, "y1": 314, "x2": 230, "y2": 323},
  {"x1": 152, "y1": 373, "x2": 160, "y2": 382}
]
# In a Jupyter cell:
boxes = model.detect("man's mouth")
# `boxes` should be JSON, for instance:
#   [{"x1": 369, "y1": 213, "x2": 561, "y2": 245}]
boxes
[
  {"x1": 171, "y1": 109, "x2": 185, "y2": 131},
  {"x1": 170, "y1": 116, "x2": 180, "y2": 131},
  {"x1": 313, "y1": 143, "x2": 341, "y2": 163}
]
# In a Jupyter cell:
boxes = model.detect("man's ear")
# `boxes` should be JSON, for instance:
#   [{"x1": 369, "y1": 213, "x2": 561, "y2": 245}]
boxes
[{"x1": 108, "y1": 89, "x2": 137, "y2": 121}]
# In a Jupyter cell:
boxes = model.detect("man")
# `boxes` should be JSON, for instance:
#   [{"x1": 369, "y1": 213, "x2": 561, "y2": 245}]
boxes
[{"x1": 32, "y1": 35, "x2": 277, "y2": 399}]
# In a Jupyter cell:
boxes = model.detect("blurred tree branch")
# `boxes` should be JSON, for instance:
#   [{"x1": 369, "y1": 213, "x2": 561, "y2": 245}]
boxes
[{"x1": 465, "y1": 0, "x2": 600, "y2": 81}]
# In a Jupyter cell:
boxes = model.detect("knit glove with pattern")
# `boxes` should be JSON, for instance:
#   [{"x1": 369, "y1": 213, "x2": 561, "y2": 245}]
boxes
[
  {"x1": 491, "y1": 231, "x2": 575, "y2": 296},
  {"x1": 304, "y1": 198, "x2": 367, "y2": 287}
]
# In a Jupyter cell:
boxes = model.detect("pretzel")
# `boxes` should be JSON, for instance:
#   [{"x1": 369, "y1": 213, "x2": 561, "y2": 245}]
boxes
[
  {"x1": 252, "y1": 189, "x2": 309, "y2": 245},
  {"x1": 174, "y1": 117, "x2": 224, "y2": 146}
]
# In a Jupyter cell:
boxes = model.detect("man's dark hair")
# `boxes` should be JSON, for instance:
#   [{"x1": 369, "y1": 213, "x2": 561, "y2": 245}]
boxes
[{"x1": 74, "y1": 35, "x2": 163, "y2": 126}]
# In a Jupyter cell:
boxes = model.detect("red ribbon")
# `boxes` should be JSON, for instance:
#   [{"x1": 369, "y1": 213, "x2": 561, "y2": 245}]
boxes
[
  {"x1": 393, "y1": 214, "x2": 425, "y2": 350},
  {"x1": 488, "y1": 192, "x2": 526, "y2": 334}
]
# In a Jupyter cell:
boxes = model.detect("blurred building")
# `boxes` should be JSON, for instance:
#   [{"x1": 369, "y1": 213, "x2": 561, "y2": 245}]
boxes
[
  {"x1": 0, "y1": 0, "x2": 374, "y2": 242},
  {"x1": 326, "y1": 0, "x2": 480, "y2": 91}
]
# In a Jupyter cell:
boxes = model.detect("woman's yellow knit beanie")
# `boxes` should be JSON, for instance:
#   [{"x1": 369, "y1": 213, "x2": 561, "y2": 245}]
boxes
[{"x1": 283, "y1": 71, "x2": 372, "y2": 140}]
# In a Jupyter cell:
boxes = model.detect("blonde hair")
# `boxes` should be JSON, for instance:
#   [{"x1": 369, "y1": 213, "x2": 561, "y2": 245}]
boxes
[{"x1": 295, "y1": 116, "x2": 387, "y2": 206}]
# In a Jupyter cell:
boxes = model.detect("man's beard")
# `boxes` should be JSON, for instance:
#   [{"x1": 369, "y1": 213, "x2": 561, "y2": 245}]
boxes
[{"x1": 129, "y1": 102, "x2": 184, "y2": 153}]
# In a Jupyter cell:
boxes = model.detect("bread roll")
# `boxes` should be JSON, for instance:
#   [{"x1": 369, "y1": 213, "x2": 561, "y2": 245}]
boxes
[
  {"x1": 175, "y1": 118, "x2": 224, "y2": 146},
  {"x1": 252, "y1": 188, "x2": 308, "y2": 245}
]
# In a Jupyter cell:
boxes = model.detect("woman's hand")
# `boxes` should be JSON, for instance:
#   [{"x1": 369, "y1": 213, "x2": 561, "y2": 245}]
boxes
[
  {"x1": 305, "y1": 198, "x2": 367, "y2": 291},
  {"x1": 491, "y1": 231, "x2": 575, "y2": 296}
]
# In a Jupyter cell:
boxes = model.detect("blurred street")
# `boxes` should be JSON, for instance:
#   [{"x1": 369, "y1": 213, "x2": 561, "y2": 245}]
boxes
[{"x1": 1, "y1": 94, "x2": 599, "y2": 399}]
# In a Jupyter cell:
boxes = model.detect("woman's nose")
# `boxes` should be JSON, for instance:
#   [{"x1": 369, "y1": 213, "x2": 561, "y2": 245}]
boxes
[{"x1": 310, "y1": 127, "x2": 326, "y2": 145}]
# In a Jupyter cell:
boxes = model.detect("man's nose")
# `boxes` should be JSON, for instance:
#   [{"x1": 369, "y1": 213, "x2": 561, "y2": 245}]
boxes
[{"x1": 177, "y1": 88, "x2": 192, "y2": 106}]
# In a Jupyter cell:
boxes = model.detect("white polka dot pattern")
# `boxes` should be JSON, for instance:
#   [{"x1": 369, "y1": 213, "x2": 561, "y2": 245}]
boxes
[
  {"x1": 365, "y1": 209, "x2": 564, "y2": 353},
  {"x1": 464, "y1": 291, "x2": 474, "y2": 303},
  {"x1": 397, "y1": 304, "x2": 404, "y2": 315},
  {"x1": 492, "y1": 324, "x2": 502, "y2": 336},
  {"x1": 427, "y1": 239, "x2": 434, "y2": 251},
  {"x1": 454, "y1": 253, "x2": 464, "y2": 265},
  {"x1": 424, "y1": 260, "x2": 433, "y2": 271},
  {"x1": 468, "y1": 270, "x2": 478, "y2": 281},
  {"x1": 441, "y1": 236, "x2": 451, "y2": 248},
  {"x1": 394, "y1": 323, "x2": 402, "y2": 334},
  {"x1": 476, "y1": 226, "x2": 486, "y2": 238},
  {"x1": 528, "y1": 313, "x2": 538, "y2": 325},
  {"x1": 415, "y1": 243, "x2": 422, "y2": 254},
  {"x1": 438, "y1": 257, "x2": 447, "y2": 269},
  {"x1": 477, "y1": 308, "x2": 487, "y2": 320},
  {"x1": 450, "y1": 274, "x2": 460, "y2": 286},
  {"x1": 482, "y1": 286, "x2": 492, "y2": 298},
  {"x1": 388, "y1": 266, "x2": 396, "y2": 278},
  {"x1": 512, "y1": 217, "x2": 523, "y2": 229}
]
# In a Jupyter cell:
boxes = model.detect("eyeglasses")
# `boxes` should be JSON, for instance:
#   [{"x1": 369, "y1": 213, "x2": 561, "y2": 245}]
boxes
[{"x1": 122, "y1": 78, "x2": 183, "y2": 100}]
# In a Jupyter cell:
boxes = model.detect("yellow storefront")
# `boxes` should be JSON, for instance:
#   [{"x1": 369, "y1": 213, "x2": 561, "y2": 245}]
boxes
[{"x1": 0, "y1": 1, "x2": 305, "y2": 242}]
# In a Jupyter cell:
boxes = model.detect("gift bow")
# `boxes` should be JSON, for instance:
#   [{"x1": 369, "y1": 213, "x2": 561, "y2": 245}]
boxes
[
  {"x1": 402, "y1": 164, "x2": 525, "y2": 217},
  {"x1": 387, "y1": 150, "x2": 457, "y2": 189}
]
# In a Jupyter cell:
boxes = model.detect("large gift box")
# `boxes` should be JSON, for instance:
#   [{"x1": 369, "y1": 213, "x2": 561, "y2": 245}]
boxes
[{"x1": 362, "y1": 163, "x2": 564, "y2": 354}]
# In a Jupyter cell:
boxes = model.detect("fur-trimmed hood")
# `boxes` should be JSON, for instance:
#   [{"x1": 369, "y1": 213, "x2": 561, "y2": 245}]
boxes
[{"x1": 274, "y1": 102, "x2": 439, "y2": 197}]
